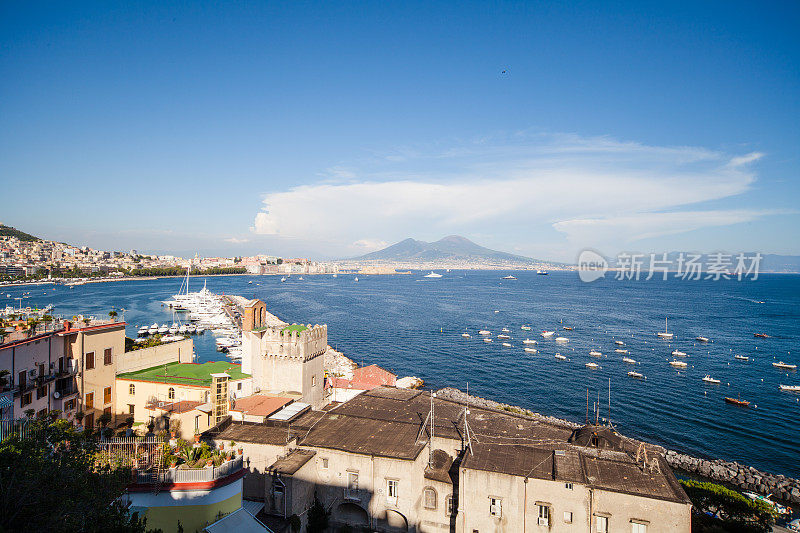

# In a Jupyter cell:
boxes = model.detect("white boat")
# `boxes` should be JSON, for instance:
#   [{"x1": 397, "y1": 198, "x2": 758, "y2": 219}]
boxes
[
  {"x1": 178, "y1": 325, "x2": 188, "y2": 334},
  {"x1": 332, "y1": 273, "x2": 338, "y2": 278},
  {"x1": 520, "y1": 325, "x2": 531, "y2": 331},
  {"x1": 536, "y1": 270, "x2": 548, "y2": 275},
  {"x1": 522, "y1": 339, "x2": 537, "y2": 345},
  {"x1": 554, "y1": 353, "x2": 567, "y2": 360},
  {"x1": 585, "y1": 362, "x2": 600, "y2": 369},
  {"x1": 734, "y1": 355, "x2": 749, "y2": 361},
  {"x1": 589, "y1": 350, "x2": 602, "y2": 357},
  {"x1": 524, "y1": 347, "x2": 537, "y2": 353},
  {"x1": 702, "y1": 375, "x2": 720, "y2": 384},
  {"x1": 614, "y1": 349, "x2": 628, "y2": 354},
  {"x1": 779, "y1": 384, "x2": 800, "y2": 392},
  {"x1": 628, "y1": 371, "x2": 644, "y2": 379},
  {"x1": 541, "y1": 330, "x2": 555, "y2": 338},
  {"x1": 158, "y1": 324, "x2": 169, "y2": 334},
  {"x1": 248, "y1": 280, "x2": 253, "y2": 284},
  {"x1": 134, "y1": 337, "x2": 148, "y2": 344},
  {"x1": 497, "y1": 334, "x2": 510, "y2": 339},
  {"x1": 555, "y1": 336, "x2": 569, "y2": 343},
  {"x1": 501, "y1": 327, "x2": 510, "y2": 332},
  {"x1": 137, "y1": 326, "x2": 148, "y2": 335},
  {"x1": 502, "y1": 342, "x2": 512, "y2": 347},
  {"x1": 168, "y1": 324, "x2": 179, "y2": 334},
  {"x1": 501, "y1": 275, "x2": 517, "y2": 280},
  {"x1": 298, "y1": 276, "x2": 304, "y2": 280},
  {"x1": 614, "y1": 340, "x2": 625, "y2": 346},
  {"x1": 148, "y1": 322, "x2": 159, "y2": 334},
  {"x1": 461, "y1": 333, "x2": 470, "y2": 338},
  {"x1": 773, "y1": 361, "x2": 797, "y2": 370},
  {"x1": 483, "y1": 338, "x2": 493, "y2": 343},
  {"x1": 186, "y1": 324, "x2": 196, "y2": 333},
  {"x1": 672, "y1": 350, "x2": 687, "y2": 357},
  {"x1": 424, "y1": 271, "x2": 443, "y2": 278},
  {"x1": 696, "y1": 336, "x2": 710, "y2": 343},
  {"x1": 478, "y1": 330, "x2": 491, "y2": 335},
  {"x1": 354, "y1": 277, "x2": 359, "y2": 282},
  {"x1": 281, "y1": 277, "x2": 286, "y2": 282},
  {"x1": 623, "y1": 357, "x2": 637, "y2": 364},
  {"x1": 670, "y1": 360, "x2": 688, "y2": 368},
  {"x1": 196, "y1": 325, "x2": 205, "y2": 333},
  {"x1": 657, "y1": 317, "x2": 674, "y2": 338}
]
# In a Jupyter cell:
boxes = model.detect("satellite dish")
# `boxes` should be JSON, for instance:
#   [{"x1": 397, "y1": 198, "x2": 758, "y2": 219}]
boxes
[{"x1": 53, "y1": 391, "x2": 61, "y2": 399}]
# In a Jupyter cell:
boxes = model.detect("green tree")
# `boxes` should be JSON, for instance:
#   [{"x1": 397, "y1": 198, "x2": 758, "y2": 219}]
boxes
[
  {"x1": 306, "y1": 492, "x2": 330, "y2": 533},
  {"x1": 0, "y1": 417, "x2": 151, "y2": 532},
  {"x1": 680, "y1": 480, "x2": 775, "y2": 533}
]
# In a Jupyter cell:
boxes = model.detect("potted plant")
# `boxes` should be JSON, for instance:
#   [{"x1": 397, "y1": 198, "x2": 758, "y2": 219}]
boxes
[
  {"x1": 194, "y1": 432, "x2": 201, "y2": 443},
  {"x1": 218, "y1": 443, "x2": 224, "y2": 451},
  {"x1": 238, "y1": 447, "x2": 243, "y2": 456},
  {"x1": 206, "y1": 458, "x2": 214, "y2": 467}
]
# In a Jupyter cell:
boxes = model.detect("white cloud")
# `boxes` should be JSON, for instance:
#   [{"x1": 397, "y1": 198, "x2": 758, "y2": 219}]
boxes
[
  {"x1": 224, "y1": 237, "x2": 249, "y2": 244},
  {"x1": 350, "y1": 239, "x2": 389, "y2": 251},
  {"x1": 251, "y1": 134, "x2": 769, "y2": 255}
]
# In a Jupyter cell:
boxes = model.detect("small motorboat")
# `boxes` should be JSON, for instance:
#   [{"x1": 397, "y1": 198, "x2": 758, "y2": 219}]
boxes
[
  {"x1": 554, "y1": 353, "x2": 567, "y2": 360},
  {"x1": 483, "y1": 338, "x2": 493, "y2": 343},
  {"x1": 524, "y1": 347, "x2": 537, "y2": 353},
  {"x1": 424, "y1": 271, "x2": 443, "y2": 278},
  {"x1": 298, "y1": 276, "x2": 304, "y2": 280},
  {"x1": 702, "y1": 375, "x2": 720, "y2": 384},
  {"x1": 520, "y1": 325, "x2": 532, "y2": 331},
  {"x1": 541, "y1": 331, "x2": 555, "y2": 338},
  {"x1": 773, "y1": 361, "x2": 797, "y2": 370},
  {"x1": 502, "y1": 342, "x2": 512, "y2": 347},
  {"x1": 461, "y1": 333, "x2": 471, "y2": 338},
  {"x1": 585, "y1": 362, "x2": 600, "y2": 369},
  {"x1": 754, "y1": 333, "x2": 769, "y2": 338},
  {"x1": 178, "y1": 325, "x2": 188, "y2": 334},
  {"x1": 536, "y1": 270, "x2": 548, "y2": 275},
  {"x1": 779, "y1": 384, "x2": 800, "y2": 392},
  {"x1": 137, "y1": 326, "x2": 149, "y2": 335},
  {"x1": 614, "y1": 349, "x2": 628, "y2": 354},
  {"x1": 248, "y1": 280, "x2": 253, "y2": 284},
  {"x1": 696, "y1": 336, "x2": 710, "y2": 343},
  {"x1": 623, "y1": 357, "x2": 637, "y2": 364},
  {"x1": 158, "y1": 324, "x2": 169, "y2": 334},
  {"x1": 501, "y1": 275, "x2": 517, "y2": 280},
  {"x1": 280, "y1": 277, "x2": 286, "y2": 282},
  {"x1": 670, "y1": 360, "x2": 688, "y2": 368},
  {"x1": 555, "y1": 336, "x2": 569, "y2": 343},
  {"x1": 734, "y1": 355, "x2": 749, "y2": 361},
  {"x1": 168, "y1": 324, "x2": 179, "y2": 334},
  {"x1": 134, "y1": 337, "x2": 148, "y2": 344},
  {"x1": 672, "y1": 350, "x2": 687, "y2": 357},
  {"x1": 501, "y1": 327, "x2": 510, "y2": 332},
  {"x1": 563, "y1": 326, "x2": 573, "y2": 331},
  {"x1": 148, "y1": 322, "x2": 159, "y2": 334},
  {"x1": 724, "y1": 397, "x2": 750, "y2": 407},
  {"x1": 479, "y1": 330, "x2": 491, "y2": 335},
  {"x1": 628, "y1": 371, "x2": 644, "y2": 379},
  {"x1": 354, "y1": 277, "x2": 359, "y2": 282},
  {"x1": 522, "y1": 338, "x2": 537, "y2": 345},
  {"x1": 186, "y1": 324, "x2": 196, "y2": 333},
  {"x1": 589, "y1": 350, "x2": 602, "y2": 357},
  {"x1": 497, "y1": 334, "x2": 510, "y2": 339},
  {"x1": 614, "y1": 340, "x2": 625, "y2": 346}
]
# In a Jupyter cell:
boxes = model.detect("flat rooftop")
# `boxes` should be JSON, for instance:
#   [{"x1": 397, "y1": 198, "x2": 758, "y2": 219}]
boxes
[
  {"x1": 117, "y1": 361, "x2": 250, "y2": 386},
  {"x1": 231, "y1": 395, "x2": 293, "y2": 417}
]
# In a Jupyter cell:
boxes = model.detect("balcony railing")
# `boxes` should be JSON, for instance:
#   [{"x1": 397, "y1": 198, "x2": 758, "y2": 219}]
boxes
[{"x1": 133, "y1": 456, "x2": 243, "y2": 485}]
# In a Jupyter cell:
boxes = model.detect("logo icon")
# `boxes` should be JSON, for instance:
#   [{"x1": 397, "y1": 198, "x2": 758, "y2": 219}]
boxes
[{"x1": 578, "y1": 249, "x2": 608, "y2": 283}]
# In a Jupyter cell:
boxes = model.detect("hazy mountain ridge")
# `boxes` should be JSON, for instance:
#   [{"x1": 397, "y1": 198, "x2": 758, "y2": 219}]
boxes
[{"x1": 352, "y1": 235, "x2": 557, "y2": 264}]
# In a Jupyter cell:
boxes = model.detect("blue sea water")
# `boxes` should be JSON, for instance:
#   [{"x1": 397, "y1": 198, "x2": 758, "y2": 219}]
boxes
[{"x1": 5, "y1": 271, "x2": 800, "y2": 477}]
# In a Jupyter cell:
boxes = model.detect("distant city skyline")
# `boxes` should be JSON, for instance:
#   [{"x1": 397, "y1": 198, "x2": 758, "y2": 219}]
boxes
[{"x1": 1, "y1": 2, "x2": 798, "y2": 262}]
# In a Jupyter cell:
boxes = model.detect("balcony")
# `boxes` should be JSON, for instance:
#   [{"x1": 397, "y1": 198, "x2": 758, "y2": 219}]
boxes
[
  {"x1": 133, "y1": 456, "x2": 244, "y2": 486},
  {"x1": 344, "y1": 488, "x2": 364, "y2": 502}
]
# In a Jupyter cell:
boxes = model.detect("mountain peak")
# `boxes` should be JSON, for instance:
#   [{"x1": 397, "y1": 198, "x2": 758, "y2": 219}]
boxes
[{"x1": 352, "y1": 235, "x2": 541, "y2": 264}]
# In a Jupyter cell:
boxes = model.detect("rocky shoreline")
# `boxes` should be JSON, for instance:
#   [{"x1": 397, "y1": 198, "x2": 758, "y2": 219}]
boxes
[{"x1": 435, "y1": 387, "x2": 800, "y2": 505}]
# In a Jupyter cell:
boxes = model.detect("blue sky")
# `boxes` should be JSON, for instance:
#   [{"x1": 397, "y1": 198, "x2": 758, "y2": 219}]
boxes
[{"x1": 1, "y1": 1, "x2": 798, "y2": 261}]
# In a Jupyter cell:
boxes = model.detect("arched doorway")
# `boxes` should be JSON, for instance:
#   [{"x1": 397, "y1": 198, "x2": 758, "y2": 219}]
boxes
[
  {"x1": 383, "y1": 509, "x2": 408, "y2": 531},
  {"x1": 336, "y1": 502, "x2": 369, "y2": 527}
]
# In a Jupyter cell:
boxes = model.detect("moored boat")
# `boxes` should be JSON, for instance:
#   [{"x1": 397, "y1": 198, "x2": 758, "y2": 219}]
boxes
[
  {"x1": 614, "y1": 340, "x2": 625, "y2": 346},
  {"x1": 773, "y1": 361, "x2": 797, "y2": 370},
  {"x1": 669, "y1": 360, "x2": 687, "y2": 368},
  {"x1": 524, "y1": 347, "x2": 537, "y2": 353},
  {"x1": 541, "y1": 330, "x2": 555, "y2": 338},
  {"x1": 497, "y1": 334, "x2": 510, "y2": 339},
  {"x1": 523, "y1": 338, "x2": 537, "y2": 345},
  {"x1": 754, "y1": 333, "x2": 769, "y2": 338},
  {"x1": 696, "y1": 336, "x2": 710, "y2": 343},
  {"x1": 672, "y1": 349, "x2": 687, "y2": 357},
  {"x1": 614, "y1": 349, "x2": 628, "y2": 354},
  {"x1": 622, "y1": 357, "x2": 637, "y2": 364},
  {"x1": 502, "y1": 342, "x2": 512, "y2": 347},
  {"x1": 628, "y1": 371, "x2": 644, "y2": 379},
  {"x1": 657, "y1": 317, "x2": 673, "y2": 338},
  {"x1": 554, "y1": 353, "x2": 567, "y2": 360},
  {"x1": 483, "y1": 338, "x2": 493, "y2": 343},
  {"x1": 520, "y1": 325, "x2": 532, "y2": 331},
  {"x1": 589, "y1": 350, "x2": 602, "y2": 357},
  {"x1": 461, "y1": 332, "x2": 470, "y2": 338},
  {"x1": 724, "y1": 397, "x2": 750, "y2": 407},
  {"x1": 479, "y1": 330, "x2": 491, "y2": 335},
  {"x1": 555, "y1": 336, "x2": 569, "y2": 343},
  {"x1": 585, "y1": 362, "x2": 600, "y2": 369},
  {"x1": 501, "y1": 275, "x2": 517, "y2": 280},
  {"x1": 734, "y1": 355, "x2": 749, "y2": 361},
  {"x1": 702, "y1": 375, "x2": 720, "y2": 384},
  {"x1": 779, "y1": 384, "x2": 800, "y2": 392}
]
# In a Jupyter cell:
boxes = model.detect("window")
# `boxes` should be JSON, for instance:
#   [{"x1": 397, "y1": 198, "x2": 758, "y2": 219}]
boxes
[
  {"x1": 104, "y1": 387, "x2": 111, "y2": 404},
  {"x1": 129, "y1": 383, "x2": 135, "y2": 395},
  {"x1": 564, "y1": 511, "x2": 573, "y2": 524},
  {"x1": 387, "y1": 479, "x2": 398, "y2": 504},
  {"x1": 537, "y1": 505, "x2": 550, "y2": 526},
  {"x1": 312, "y1": 375, "x2": 316, "y2": 387},
  {"x1": 104, "y1": 348, "x2": 112, "y2": 365},
  {"x1": 85, "y1": 352, "x2": 95, "y2": 370},
  {"x1": 37, "y1": 385, "x2": 47, "y2": 399},
  {"x1": 631, "y1": 521, "x2": 648, "y2": 533},
  {"x1": 168, "y1": 387, "x2": 175, "y2": 400},
  {"x1": 346, "y1": 471, "x2": 359, "y2": 500},
  {"x1": 58, "y1": 356, "x2": 64, "y2": 374},
  {"x1": 237, "y1": 382, "x2": 242, "y2": 390},
  {"x1": 85, "y1": 392, "x2": 94, "y2": 410},
  {"x1": 489, "y1": 497, "x2": 502, "y2": 517},
  {"x1": 595, "y1": 515, "x2": 609, "y2": 533},
  {"x1": 565, "y1": 482, "x2": 573, "y2": 490},
  {"x1": 128, "y1": 404, "x2": 135, "y2": 416},
  {"x1": 84, "y1": 413, "x2": 94, "y2": 429},
  {"x1": 103, "y1": 406, "x2": 111, "y2": 416},
  {"x1": 18, "y1": 370, "x2": 26, "y2": 391},
  {"x1": 194, "y1": 415, "x2": 200, "y2": 432},
  {"x1": 321, "y1": 458, "x2": 329, "y2": 469},
  {"x1": 445, "y1": 495, "x2": 454, "y2": 516},
  {"x1": 65, "y1": 399, "x2": 76, "y2": 411},
  {"x1": 21, "y1": 392, "x2": 32, "y2": 407},
  {"x1": 423, "y1": 487, "x2": 437, "y2": 509}
]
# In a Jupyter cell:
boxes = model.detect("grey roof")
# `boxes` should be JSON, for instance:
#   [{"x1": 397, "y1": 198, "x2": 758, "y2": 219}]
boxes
[{"x1": 268, "y1": 449, "x2": 316, "y2": 475}]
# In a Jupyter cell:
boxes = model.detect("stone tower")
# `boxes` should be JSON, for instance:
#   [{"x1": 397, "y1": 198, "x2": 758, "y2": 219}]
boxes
[{"x1": 241, "y1": 299, "x2": 326, "y2": 407}]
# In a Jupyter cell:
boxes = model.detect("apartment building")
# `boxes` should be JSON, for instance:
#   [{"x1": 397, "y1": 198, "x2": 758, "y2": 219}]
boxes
[
  {"x1": 0, "y1": 320, "x2": 124, "y2": 427},
  {"x1": 205, "y1": 387, "x2": 691, "y2": 533}
]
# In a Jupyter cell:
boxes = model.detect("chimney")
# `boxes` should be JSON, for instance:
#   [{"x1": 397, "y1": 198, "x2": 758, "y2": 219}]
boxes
[{"x1": 63, "y1": 320, "x2": 71, "y2": 331}]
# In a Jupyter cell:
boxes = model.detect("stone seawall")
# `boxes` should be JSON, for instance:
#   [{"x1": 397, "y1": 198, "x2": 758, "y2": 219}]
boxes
[{"x1": 435, "y1": 387, "x2": 800, "y2": 504}]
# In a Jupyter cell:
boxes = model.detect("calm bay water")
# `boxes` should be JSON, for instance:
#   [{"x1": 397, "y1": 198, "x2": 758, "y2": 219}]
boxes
[{"x1": 5, "y1": 271, "x2": 800, "y2": 477}]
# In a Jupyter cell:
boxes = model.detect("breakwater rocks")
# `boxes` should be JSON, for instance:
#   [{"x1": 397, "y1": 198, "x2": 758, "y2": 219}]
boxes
[
  {"x1": 664, "y1": 450, "x2": 800, "y2": 504},
  {"x1": 436, "y1": 387, "x2": 800, "y2": 505}
]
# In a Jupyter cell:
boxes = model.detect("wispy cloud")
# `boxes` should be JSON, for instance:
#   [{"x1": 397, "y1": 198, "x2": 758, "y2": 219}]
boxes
[
  {"x1": 224, "y1": 237, "x2": 250, "y2": 244},
  {"x1": 251, "y1": 134, "x2": 770, "y2": 257}
]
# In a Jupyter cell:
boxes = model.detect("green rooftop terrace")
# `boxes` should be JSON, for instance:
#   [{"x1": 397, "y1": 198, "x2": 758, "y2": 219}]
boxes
[
  {"x1": 281, "y1": 324, "x2": 309, "y2": 334},
  {"x1": 117, "y1": 361, "x2": 250, "y2": 386}
]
